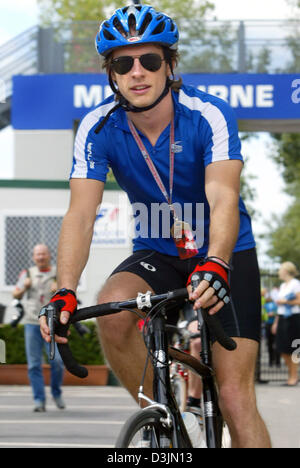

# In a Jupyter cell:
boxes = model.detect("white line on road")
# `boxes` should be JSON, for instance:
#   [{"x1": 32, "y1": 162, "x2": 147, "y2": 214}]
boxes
[
  {"x1": 0, "y1": 442, "x2": 114, "y2": 448},
  {"x1": 0, "y1": 392, "x2": 131, "y2": 398},
  {"x1": 0, "y1": 420, "x2": 124, "y2": 425},
  {"x1": 0, "y1": 405, "x2": 136, "y2": 410}
]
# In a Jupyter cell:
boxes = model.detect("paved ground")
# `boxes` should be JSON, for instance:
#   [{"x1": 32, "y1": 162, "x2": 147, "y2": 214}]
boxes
[{"x1": 0, "y1": 384, "x2": 299, "y2": 448}]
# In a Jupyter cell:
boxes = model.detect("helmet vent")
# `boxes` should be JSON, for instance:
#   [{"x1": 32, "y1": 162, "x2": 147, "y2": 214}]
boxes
[
  {"x1": 138, "y1": 13, "x2": 153, "y2": 35},
  {"x1": 113, "y1": 17, "x2": 127, "y2": 36},
  {"x1": 103, "y1": 29, "x2": 116, "y2": 41},
  {"x1": 128, "y1": 13, "x2": 137, "y2": 34},
  {"x1": 152, "y1": 21, "x2": 166, "y2": 36}
]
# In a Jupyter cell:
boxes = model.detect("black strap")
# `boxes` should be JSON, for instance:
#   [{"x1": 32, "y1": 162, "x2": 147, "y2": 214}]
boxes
[
  {"x1": 94, "y1": 72, "x2": 171, "y2": 135},
  {"x1": 94, "y1": 101, "x2": 124, "y2": 134}
]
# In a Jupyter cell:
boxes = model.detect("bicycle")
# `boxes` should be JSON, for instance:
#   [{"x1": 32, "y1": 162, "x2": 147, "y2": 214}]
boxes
[
  {"x1": 137, "y1": 307, "x2": 198, "y2": 414},
  {"x1": 44, "y1": 273, "x2": 236, "y2": 448}
]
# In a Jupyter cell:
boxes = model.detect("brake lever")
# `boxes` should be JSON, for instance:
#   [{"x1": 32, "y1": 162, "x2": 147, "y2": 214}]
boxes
[
  {"x1": 190, "y1": 273, "x2": 237, "y2": 351},
  {"x1": 40, "y1": 303, "x2": 59, "y2": 361},
  {"x1": 47, "y1": 307, "x2": 56, "y2": 360}
]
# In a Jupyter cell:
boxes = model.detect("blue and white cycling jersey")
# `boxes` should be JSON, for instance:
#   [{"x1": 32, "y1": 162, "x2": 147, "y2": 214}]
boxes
[{"x1": 71, "y1": 84, "x2": 255, "y2": 257}]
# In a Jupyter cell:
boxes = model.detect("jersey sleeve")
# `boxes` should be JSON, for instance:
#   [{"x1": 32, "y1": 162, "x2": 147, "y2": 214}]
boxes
[
  {"x1": 70, "y1": 109, "x2": 110, "y2": 182},
  {"x1": 201, "y1": 98, "x2": 243, "y2": 167}
]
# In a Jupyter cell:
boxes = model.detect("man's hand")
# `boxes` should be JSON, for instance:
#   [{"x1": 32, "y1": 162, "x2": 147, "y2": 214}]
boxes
[
  {"x1": 187, "y1": 257, "x2": 231, "y2": 315},
  {"x1": 39, "y1": 288, "x2": 77, "y2": 344},
  {"x1": 24, "y1": 277, "x2": 32, "y2": 290}
]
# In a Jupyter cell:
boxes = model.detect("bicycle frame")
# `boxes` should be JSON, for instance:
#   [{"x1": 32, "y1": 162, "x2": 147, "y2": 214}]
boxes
[
  {"x1": 139, "y1": 306, "x2": 192, "y2": 448},
  {"x1": 139, "y1": 303, "x2": 223, "y2": 448},
  {"x1": 197, "y1": 311, "x2": 224, "y2": 448},
  {"x1": 48, "y1": 281, "x2": 236, "y2": 448}
]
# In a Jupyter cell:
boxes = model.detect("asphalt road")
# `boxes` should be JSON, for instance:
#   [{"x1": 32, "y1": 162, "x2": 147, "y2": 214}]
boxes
[{"x1": 0, "y1": 384, "x2": 299, "y2": 448}]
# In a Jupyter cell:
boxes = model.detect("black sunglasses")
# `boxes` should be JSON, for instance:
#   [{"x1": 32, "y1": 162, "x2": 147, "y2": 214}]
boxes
[{"x1": 111, "y1": 53, "x2": 165, "y2": 75}]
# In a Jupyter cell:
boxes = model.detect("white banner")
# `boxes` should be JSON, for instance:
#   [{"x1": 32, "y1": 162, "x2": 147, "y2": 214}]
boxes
[{"x1": 91, "y1": 195, "x2": 131, "y2": 248}]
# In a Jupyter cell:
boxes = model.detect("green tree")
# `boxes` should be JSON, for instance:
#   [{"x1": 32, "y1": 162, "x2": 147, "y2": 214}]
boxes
[
  {"x1": 37, "y1": 0, "x2": 239, "y2": 73},
  {"x1": 279, "y1": 0, "x2": 300, "y2": 72},
  {"x1": 37, "y1": 0, "x2": 214, "y2": 23},
  {"x1": 271, "y1": 133, "x2": 300, "y2": 188},
  {"x1": 246, "y1": 47, "x2": 272, "y2": 74},
  {"x1": 265, "y1": 0, "x2": 300, "y2": 264},
  {"x1": 266, "y1": 133, "x2": 300, "y2": 265},
  {"x1": 267, "y1": 195, "x2": 300, "y2": 266},
  {"x1": 37, "y1": 0, "x2": 124, "y2": 23},
  {"x1": 287, "y1": 0, "x2": 300, "y2": 9}
]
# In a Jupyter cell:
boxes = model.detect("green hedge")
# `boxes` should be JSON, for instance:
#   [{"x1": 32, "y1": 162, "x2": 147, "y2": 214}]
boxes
[
  {"x1": 0, "y1": 325, "x2": 26, "y2": 364},
  {"x1": 0, "y1": 322, "x2": 105, "y2": 365}
]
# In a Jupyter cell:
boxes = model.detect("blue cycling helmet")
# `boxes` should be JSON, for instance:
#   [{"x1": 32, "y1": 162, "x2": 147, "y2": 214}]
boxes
[{"x1": 95, "y1": 4, "x2": 179, "y2": 56}]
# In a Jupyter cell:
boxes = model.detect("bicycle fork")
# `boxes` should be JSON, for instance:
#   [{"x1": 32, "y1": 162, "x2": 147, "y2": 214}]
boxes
[{"x1": 200, "y1": 319, "x2": 223, "y2": 448}]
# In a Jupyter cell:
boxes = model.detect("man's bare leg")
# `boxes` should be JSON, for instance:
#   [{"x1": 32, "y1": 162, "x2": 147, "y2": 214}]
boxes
[
  {"x1": 97, "y1": 272, "x2": 154, "y2": 402},
  {"x1": 213, "y1": 338, "x2": 272, "y2": 448}
]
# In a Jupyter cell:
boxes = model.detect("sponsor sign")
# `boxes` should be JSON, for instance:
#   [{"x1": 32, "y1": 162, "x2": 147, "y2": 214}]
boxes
[
  {"x1": 91, "y1": 197, "x2": 131, "y2": 248},
  {"x1": 12, "y1": 73, "x2": 300, "y2": 129}
]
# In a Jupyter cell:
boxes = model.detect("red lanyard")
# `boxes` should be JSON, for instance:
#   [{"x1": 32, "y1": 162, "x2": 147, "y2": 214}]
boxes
[{"x1": 127, "y1": 117, "x2": 177, "y2": 218}]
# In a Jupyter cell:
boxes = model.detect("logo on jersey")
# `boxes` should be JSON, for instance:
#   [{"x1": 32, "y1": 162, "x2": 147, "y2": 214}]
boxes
[
  {"x1": 140, "y1": 262, "x2": 157, "y2": 272},
  {"x1": 87, "y1": 142, "x2": 95, "y2": 169},
  {"x1": 171, "y1": 141, "x2": 183, "y2": 153}
]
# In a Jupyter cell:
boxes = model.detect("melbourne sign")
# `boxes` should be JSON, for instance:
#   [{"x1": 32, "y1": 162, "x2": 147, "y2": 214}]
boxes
[{"x1": 12, "y1": 73, "x2": 300, "y2": 129}]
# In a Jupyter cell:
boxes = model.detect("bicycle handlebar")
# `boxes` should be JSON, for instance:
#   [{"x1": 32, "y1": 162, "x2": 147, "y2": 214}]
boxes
[
  {"x1": 190, "y1": 273, "x2": 237, "y2": 352},
  {"x1": 49, "y1": 285, "x2": 236, "y2": 378}
]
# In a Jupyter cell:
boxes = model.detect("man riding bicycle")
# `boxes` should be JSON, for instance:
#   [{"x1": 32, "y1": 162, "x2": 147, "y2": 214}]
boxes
[{"x1": 39, "y1": 4, "x2": 271, "y2": 448}]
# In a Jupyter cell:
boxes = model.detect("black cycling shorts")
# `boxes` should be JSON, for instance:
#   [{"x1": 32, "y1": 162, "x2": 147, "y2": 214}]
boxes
[{"x1": 110, "y1": 248, "x2": 261, "y2": 343}]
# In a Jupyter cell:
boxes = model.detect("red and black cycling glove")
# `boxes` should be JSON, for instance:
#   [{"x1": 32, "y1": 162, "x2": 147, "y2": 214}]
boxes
[
  {"x1": 39, "y1": 288, "x2": 78, "y2": 322},
  {"x1": 49, "y1": 288, "x2": 78, "y2": 314},
  {"x1": 187, "y1": 257, "x2": 231, "y2": 305}
]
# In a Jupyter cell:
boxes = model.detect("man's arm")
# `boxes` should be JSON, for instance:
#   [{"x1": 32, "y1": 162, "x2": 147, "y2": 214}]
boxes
[
  {"x1": 206, "y1": 159, "x2": 242, "y2": 262},
  {"x1": 191, "y1": 159, "x2": 243, "y2": 314},
  {"x1": 56, "y1": 179, "x2": 104, "y2": 291},
  {"x1": 40, "y1": 178, "x2": 104, "y2": 342},
  {"x1": 12, "y1": 272, "x2": 31, "y2": 300}
]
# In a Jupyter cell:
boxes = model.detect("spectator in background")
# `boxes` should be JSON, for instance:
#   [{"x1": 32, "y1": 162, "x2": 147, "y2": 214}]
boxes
[
  {"x1": 272, "y1": 262, "x2": 300, "y2": 386},
  {"x1": 12, "y1": 244, "x2": 65, "y2": 412},
  {"x1": 263, "y1": 287, "x2": 280, "y2": 367}
]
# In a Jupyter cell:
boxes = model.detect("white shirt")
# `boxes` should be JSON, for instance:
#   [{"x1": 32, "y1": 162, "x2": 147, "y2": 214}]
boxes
[{"x1": 277, "y1": 278, "x2": 300, "y2": 316}]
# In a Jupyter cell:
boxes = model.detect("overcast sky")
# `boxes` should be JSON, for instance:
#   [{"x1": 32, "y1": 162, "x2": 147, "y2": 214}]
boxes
[{"x1": 0, "y1": 0, "x2": 294, "y2": 265}]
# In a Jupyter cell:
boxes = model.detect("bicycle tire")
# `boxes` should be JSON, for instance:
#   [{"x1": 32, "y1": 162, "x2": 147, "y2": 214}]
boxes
[{"x1": 115, "y1": 408, "x2": 176, "y2": 448}]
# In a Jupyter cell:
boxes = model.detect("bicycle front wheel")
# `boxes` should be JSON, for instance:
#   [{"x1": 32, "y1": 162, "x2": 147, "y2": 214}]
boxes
[{"x1": 115, "y1": 408, "x2": 175, "y2": 448}]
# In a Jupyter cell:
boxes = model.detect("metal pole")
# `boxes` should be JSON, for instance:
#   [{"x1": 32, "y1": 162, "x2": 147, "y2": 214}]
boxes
[{"x1": 237, "y1": 21, "x2": 246, "y2": 73}]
